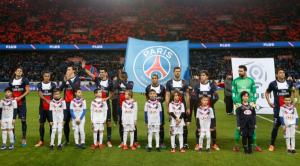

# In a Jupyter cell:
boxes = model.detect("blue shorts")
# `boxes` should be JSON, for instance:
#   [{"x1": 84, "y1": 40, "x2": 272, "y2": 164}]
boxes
[
  {"x1": 273, "y1": 107, "x2": 281, "y2": 127},
  {"x1": 17, "y1": 104, "x2": 27, "y2": 119},
  {"x1": 39, "y1": 108, "x2": 52, "y2": 123}
]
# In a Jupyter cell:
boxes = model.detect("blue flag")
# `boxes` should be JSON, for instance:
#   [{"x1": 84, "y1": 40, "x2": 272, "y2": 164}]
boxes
[{"x1": 125, "y1": 37, "x2": 189, "y2": 92}]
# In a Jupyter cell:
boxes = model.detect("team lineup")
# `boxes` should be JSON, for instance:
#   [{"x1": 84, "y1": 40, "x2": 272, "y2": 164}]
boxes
[{"x1": 0, "y1": 63, "x2": 298, "y2": 154}]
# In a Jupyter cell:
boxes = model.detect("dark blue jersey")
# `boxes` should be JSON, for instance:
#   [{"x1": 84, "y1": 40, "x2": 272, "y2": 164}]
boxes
[
  {"x1": 116, "y1": 78, "x2": 134, "y2": 107},
  {"x1": 192, "y1": 82, "x2": 219, "y2": 108},
  {"x1": 266, "y1": 79, "x2": 294, "y2": 108},
  {"x1": 94, "y1": 77, "x2": 114, "y2": 99},
  {"x1": 9, "y1": 77, "x2": 30, "y2": 106},
  {"x1": 59, "y1": 76, "x2": 81, "y2": 103},
  {"x1": 37, "y1": 81, "x2": 56, "y2": 110},
  {"x1": 165, "y1": 79, "x2": 188, "y2": 103}
]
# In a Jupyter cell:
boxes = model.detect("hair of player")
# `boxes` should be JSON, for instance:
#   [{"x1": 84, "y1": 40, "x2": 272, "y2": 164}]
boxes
[
  {"x1": 239, "y1": 65, "x2": 247, "y2": 71},
  {"x1": 173, "y1": 67, "x2": 181, "y2": 72},
  {"x1": 149, "y1": 89, "x2": 156, "y2": 94},
  {"x1": 94, "y1": 88, "x2": 101, "y2": 94},
  {"x1": 276, "y1": 68, "x2": 284, "y2": 74},
  {"x1": 283, "y1": 95, "x2": 291, "y2": 99},
  {"x1": 170, "y1": 90, "x2": 181, "y2": 101},
  {"x1": 12, "y1": 66, "x2": 24, "y2": 78},
  {"x1": 125, "y1": 89, "x2": 133, "y2": 98},
  {"x1": 4, "y1": 87, "x2": 13, "y2": 92},
  {"x1": 53, "y1": 88, "x2": 61, "y2": 94},
  {"x1": 75, "y1": 87, "x2": 82, "y2": 93},
  {"x1": 240, "y1": 91, "x2": 249, "y2": 99},
  {"x1": 201, "y1": 94, "x2": 209, "y2": 100},
  {"x1": 43, "y1": 71, "x2": 50, "y2": 75},
  {"x1": 99, "y1": 68, "x2": 107, "y2": 73},
  {"x1": 200, "y1": 70, "x2": 210, "y2": 77},
  {"x1": 152, "y1": 74, "x2": 159, "y2": 79},
  {"x1": 68, "y1": 65, "x2": 77, "y2": 71},
  {"x1": 121, "y1": 71, "x2": 127, "y2": 75}
]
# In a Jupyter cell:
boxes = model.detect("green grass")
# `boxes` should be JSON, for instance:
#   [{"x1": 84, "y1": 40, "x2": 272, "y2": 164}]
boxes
[{"x1": 0, "y1": 90, "x2": 299, "y2": 166}]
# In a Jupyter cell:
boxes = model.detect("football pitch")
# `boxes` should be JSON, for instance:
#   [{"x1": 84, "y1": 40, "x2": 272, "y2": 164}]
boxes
[{"x1": 0, "y1": 90, "x2": 299, "y2": 166}]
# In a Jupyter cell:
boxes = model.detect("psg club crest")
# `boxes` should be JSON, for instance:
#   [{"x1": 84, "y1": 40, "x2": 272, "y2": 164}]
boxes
[
  {"x1": 133, "y1": 46, "x2": 181, "y2": 87},
  {"x1": 125, "y1": 38, "x2": 189, "y2": 92}
]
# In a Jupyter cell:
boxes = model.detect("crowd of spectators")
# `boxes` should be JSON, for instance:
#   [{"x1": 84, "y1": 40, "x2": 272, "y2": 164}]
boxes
[
  {"x1": 1, "y1": 49, "x2": 299, "y2": 82},
  {"x1": 0, "y1": 0, "x2": 300, "y2": 44}
]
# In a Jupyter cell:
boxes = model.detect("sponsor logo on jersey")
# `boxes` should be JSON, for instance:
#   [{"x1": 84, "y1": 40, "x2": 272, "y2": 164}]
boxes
[
  {"x1": 244, "y1": 110, "x2": 252, "y2": 115},
  {"x1": 201, "y1": 115, "x2": 210, "y2": 120}
]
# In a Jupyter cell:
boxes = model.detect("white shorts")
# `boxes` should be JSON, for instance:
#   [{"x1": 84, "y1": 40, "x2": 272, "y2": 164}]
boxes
[
  {"x1": 123, "y1": 124, "x2": 135, "y2": 132},
  {"x1": 93, "y1": 123, "x2": 104, "y2": 132},
  {"x1": 52, "y1": 122, "x2": 63, "y2": 129},
  {"x1": 72, "y1": 119, "x2": 85, "y2": 130},
  {"x1": 170, "y1": 126, "x2": 183, "y2": 135},
  {"x1": 147, "y1": 125, "x2": 160, "y2": 133},
  {"x1": 286, "y1": 125, "x2": 296, "y2": 138},
  {"x1": 1, "y1": 121, "x2": 14, "y2": 129},
  {"x1": 199, "y1": 131, "x2": 211, "y2": 138}
]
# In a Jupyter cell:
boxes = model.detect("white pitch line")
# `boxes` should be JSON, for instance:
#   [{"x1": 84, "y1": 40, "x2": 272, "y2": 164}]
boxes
[{"x1": 218, "y1": 100, "x2": 300, "y2": 134}]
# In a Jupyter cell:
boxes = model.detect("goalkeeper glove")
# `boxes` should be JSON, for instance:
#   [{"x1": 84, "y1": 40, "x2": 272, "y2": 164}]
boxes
[
  {"x1": 235, "y1": 102, "x2": 242, "y2": 108},
  {"x1": 250, "y1": 102, "x2": 256, "y2": 108}
]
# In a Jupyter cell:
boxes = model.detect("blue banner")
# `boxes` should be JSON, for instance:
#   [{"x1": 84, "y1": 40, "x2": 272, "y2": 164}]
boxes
[
  {"x1": 0, "y1": 41, "x2": 299, "y2": 50},
  {"x1": 124, "y1": 38, "x2": 189, "y2": 92}
]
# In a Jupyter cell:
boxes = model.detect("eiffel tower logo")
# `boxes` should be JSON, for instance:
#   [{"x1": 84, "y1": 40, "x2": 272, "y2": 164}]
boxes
[{"x1": 145, "y1": 56, "x2": 168, "y2": 78}]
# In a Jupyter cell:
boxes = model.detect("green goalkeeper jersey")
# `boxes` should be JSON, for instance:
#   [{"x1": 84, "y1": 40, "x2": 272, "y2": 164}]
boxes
[{"x1": 231, "y1": 76, "x2": 257, "y2": 103}]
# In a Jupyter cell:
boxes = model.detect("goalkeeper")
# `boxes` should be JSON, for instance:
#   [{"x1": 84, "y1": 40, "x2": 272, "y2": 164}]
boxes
[{"x1": 232, "y1": 65, "x2": 262, "y2": 152}]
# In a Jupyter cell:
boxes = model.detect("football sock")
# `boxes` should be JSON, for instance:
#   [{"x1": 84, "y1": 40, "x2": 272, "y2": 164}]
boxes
[
  {"x1": 171, "y1": 135, "x2": 175, "y2": 149},
  {"x1": 235, "y1": 128, "x2": 240, "y2": 146},
  {"x1": 252, "y1": 129, "x2": 257, "y2": 146},
  {"x1": 179, "y1": 134, "x2": 183, "y2": 149},
  {"x1": 58, "y1": 127, "x2": 62, "y2": 145},
  {"x1": 199, "y1": 132, "x2": 204, "y2": 148},
  {"x1": 93, "y1": 133, "x2": 97, "y2": 145},
  {"x1": 248, "y1": 136, "x2": 253, "y2": 151},
  {"x1": 206, "y1": 132, "x2": 211, "y2": 149},
  {"x1": 74, "y1": 128, "x2": 79, "y2": 144},
  {"x1": 196, "y1": 129, "x2": 199, "y2": 144},
  {"x1": 100, "y1": 132, "x2": 103, "y2": 145},
  {"x1": 107, "y1": 127, "x2": 112, "y2": 142},
  {"x1": 211, "y1": 130, "x2": 216, "y2": 145},
  {"x1": 159, "y1": 125, "x2": 164, "y2": 143},
  {"x1": 22, "y1": 120, "x2": 27, "y2": 139},
  {"x1": 291, "y1": 137, "x2": 295, "y2": 150},
  {"x1": 130, "y1": 131, "x2": 134, "y2": 146},
  {"x1": 242, "y1": 136, "x2": 247, "y2": 150},
  {"x1": 271, "y1": 127, "x2": 278, "y2": 146},
  {"x1": 39, "y1": 123, "x2": 45, "y2": 142},
  {"x1": 80, "y1": 129, "x2": 85, "y2": 144},
  {"x1": 286, "y1": 137, "x2": 291, "y2": 150},
  {"x1": 148, "y1": 132, "x2": 153, "y2": 148},
  {"x1": 51, "y1": 129, "x2": 56, "y2": 145},
  {"x1": 123, "y1": 131, "x2": 128, "y2": 146},
  {"x1": 183, "y1": 126, "x2": 188, "y2": 144},
  {"x1": 2, "y1": 131, "x2": 7, "y2": 144},
  {"x1": 134, "y1": 127, "x2": 137, "y2": 142},
  {"x1": 64, "y1": 122, "x2": 70, "y2": 142},
  {"x1": 155, "y1": 132, "x2": 159, "y2": 148},
  {"x1": 8, "y1": 130, "x2": 14, "y2": 144}
]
